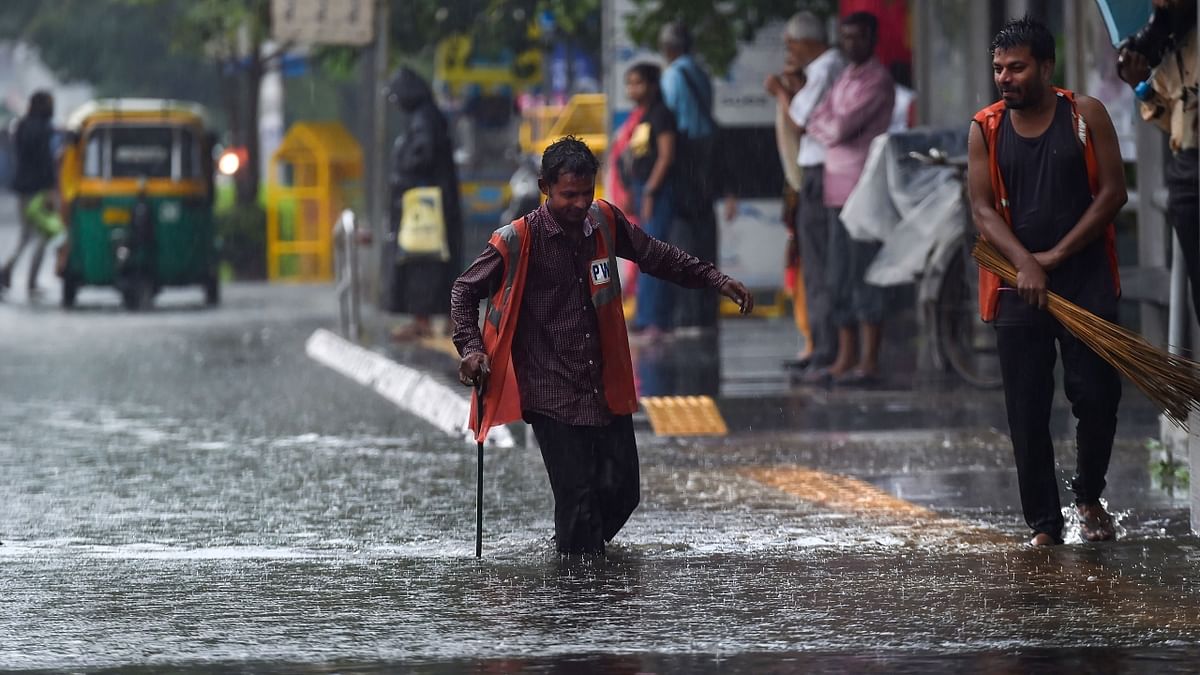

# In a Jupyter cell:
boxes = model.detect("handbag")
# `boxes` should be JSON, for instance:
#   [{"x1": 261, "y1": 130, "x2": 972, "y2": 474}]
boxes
[
  {"x1": 25, "y1": 190, "x2": 63, "y2": 237},
  {"x1": 397, "y1": 186, "x2": 449, "y2": 261}
]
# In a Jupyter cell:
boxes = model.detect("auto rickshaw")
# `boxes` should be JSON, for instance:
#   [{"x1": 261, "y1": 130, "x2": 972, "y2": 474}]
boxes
[{"x1": 58, "y1": 98, "x2": 219, "y2": 309}]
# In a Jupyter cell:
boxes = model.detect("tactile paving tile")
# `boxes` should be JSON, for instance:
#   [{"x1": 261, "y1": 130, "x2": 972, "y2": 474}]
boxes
[{"x1": 640, "y1": 395, "x2": 729, "y2": 436}]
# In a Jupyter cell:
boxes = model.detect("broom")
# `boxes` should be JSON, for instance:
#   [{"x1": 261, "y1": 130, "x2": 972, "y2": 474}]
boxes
[{"x1": 973, "y1": 238, "x2": 1200, "y2": 430}]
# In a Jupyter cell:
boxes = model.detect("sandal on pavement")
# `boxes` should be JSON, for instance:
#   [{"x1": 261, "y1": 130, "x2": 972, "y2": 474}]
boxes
[{"x1": 834, "y1": 369, "x2": 882, "y2": 388}]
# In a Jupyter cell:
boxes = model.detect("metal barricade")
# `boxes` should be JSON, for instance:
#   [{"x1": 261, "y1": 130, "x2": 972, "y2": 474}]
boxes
[{"x1": 332, "y1": 209, "x2": 361, "y2": 341}]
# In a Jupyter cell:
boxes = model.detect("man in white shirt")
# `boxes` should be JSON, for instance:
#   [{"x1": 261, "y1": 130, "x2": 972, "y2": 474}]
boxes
[{"x1": 766, "y1": 11, "x2": 847, "y2": 376}]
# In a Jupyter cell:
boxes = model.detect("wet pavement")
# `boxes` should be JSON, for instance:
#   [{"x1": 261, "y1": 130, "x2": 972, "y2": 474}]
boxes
[{"x1": 2, "y1": 206, "x2": 1198, "y2": 673}]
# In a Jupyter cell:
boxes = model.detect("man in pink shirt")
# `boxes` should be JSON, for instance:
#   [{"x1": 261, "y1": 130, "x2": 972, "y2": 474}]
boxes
[{"x1": 806, "y1": 11, "x2": 894, "y2": 386}]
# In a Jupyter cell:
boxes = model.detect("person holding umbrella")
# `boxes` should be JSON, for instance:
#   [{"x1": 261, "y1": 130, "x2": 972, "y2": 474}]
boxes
[{"x1": 450, "y1": 136, "x2": 754, "y2": 556}]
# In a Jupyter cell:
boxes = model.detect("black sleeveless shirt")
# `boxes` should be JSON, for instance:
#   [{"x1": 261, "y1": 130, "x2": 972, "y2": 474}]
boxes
[{"x1": 995, "y1": 95, "x2": 1118, "y2": 324}]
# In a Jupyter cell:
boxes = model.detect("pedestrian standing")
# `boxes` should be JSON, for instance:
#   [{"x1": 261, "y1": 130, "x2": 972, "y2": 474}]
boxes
[
  {"x1": 659, "y1": 21, "x2": 721, "y2": 333},
  {"x1": 450, "y1": 136, "x2": 754, "y2": 555},
  {"x1": 1, "y1": 90, "x2": 56, "y2": 297},
  {"x1": 766, "y1": 11, "x2": 848, "y2": 374},
  {"x1": 385, "y1": 67, "x2": 463, "y2": 341},
  {"x1": 620, "y1": 62, "x2": 678, "y2": 342},
  {"x1": 806, "y1": 11, "x2": 893, "y2": 386},
  {"x1": 968, "y1": 17, "x2": 1127, "y2": 545}
]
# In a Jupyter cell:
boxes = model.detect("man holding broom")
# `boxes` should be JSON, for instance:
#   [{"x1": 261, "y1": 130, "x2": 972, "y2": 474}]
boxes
[
  {"x1": 967, "y1": 17, "x2": 1127, "y2": 546},
  {"x1": 451, "y1": 136, "x2": 754, "y2": 555}
]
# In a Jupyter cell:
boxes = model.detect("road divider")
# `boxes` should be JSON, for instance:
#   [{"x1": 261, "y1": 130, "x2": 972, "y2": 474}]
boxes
[{"x1": 305, "y1": 328, "x2": 515, "y2": 448}]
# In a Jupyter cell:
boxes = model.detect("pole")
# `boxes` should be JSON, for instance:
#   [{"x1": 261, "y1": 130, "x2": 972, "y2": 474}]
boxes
[
  {"x1": 475, "y1": 381, "x2": 486, "y2": 558},
  {"x1": 370, "y1": 0, "x2": 390, "y2": 303}
]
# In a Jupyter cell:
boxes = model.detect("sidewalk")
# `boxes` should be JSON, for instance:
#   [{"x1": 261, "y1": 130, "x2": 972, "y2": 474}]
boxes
[{"x1": 364, "y1": 303, "x2": 1164, "y2": 442}]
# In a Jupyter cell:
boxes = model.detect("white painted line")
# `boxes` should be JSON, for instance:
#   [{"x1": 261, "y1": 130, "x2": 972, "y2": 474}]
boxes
[{"x1": 305, "y1": 328, "x2": 515, "y2": 448}]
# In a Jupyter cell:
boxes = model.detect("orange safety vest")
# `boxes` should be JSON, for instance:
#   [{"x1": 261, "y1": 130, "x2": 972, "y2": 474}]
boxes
[
  {"x1": 469, "y1": 200, "x2": 638, "y2": 442},
  {"x1": 972, "y1": 88, "x2": 1121, "y2": 321}
]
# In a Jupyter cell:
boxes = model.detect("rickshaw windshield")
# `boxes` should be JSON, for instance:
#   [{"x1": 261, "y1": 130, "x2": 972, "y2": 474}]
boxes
[{"x1": 82, "y1": 124, "x2": 201, "y2": 180}]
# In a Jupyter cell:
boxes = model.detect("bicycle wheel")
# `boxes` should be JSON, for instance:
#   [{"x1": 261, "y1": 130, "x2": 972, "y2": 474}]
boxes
[{"x1": 934, "y1": 245, "x2": 1002, "y2": 389}]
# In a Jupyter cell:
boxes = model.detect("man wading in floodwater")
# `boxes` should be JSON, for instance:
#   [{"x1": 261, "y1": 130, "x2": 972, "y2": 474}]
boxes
[
  {"x1": 450, "y1": 136, "x2": 754, "y2": 555},
  {"x1": 968, "y1": 17, "x2": 1126, "y2": 546}
]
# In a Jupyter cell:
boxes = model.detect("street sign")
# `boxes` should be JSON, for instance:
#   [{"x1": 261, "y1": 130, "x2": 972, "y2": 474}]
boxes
[{"x1": 271, "y1": 0, "x2": 375, "y2": 46}]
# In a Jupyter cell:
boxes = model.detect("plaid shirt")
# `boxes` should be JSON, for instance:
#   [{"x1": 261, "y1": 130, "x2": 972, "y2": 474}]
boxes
[{"x1": 451, "y1": 202, "x2": 728, "y2": 426}]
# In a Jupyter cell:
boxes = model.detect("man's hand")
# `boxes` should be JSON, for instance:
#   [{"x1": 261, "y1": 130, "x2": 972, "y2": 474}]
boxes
[
  {"x1": 1015, "y1": 257, "x2": 1048, "y2": 309},
  {"x1": 719, "y1": 278, "x2": 755, "y2": 315},
  {"x1": 459, "y1": 352, "x2": 490, "y2": 387},
  {"x1": 764, "y1": 73, "x2": 784, "y2": 97},
  {"x1": 1117, "y1": 48, "x2": 1151, "y2": 88}
]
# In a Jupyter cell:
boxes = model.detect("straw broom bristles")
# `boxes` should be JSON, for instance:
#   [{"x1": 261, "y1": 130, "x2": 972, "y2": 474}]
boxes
[{"x1": 973, "y1": 238, "x2": 1200, "y2": 430}]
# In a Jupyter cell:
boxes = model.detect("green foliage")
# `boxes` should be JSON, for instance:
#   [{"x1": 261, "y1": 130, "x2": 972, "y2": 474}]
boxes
[
  {"x1": 314, "y1": 0, "x2": 602, "y2": 79},
  {"x1": 121, "y1": 0, "x2": 271, "y2": 56},
  {"x1": 0, "y1": 0, "x2": 223, "y2": 107},
  {"x1": 624, "y1": 0, "x2": 836, "y2": 75},
  {"x1": 1147, "y1": 437, "x2": 1191, "y2": 493}
]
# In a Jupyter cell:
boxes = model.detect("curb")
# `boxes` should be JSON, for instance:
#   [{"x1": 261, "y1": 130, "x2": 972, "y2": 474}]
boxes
[{"x1": 305, "y1": 328, "x2": 516, "y2": 449}]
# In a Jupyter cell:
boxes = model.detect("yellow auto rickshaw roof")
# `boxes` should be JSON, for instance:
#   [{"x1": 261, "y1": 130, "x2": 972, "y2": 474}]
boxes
[
  {"x1": 272, "y1": 121, "x2": 363, "y2": 177},
  {"x1": 67, "y1": 98, "x2": 210, "y2": 131}
]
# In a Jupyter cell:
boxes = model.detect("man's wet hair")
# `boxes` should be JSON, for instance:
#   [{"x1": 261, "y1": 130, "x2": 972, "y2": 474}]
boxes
[
  {"x1": 991, "y1": 15, "x2": 1056, "y2": 62},
  {"x1": 541, "y1": 135, "x2": 599, "y2": 185},
  {"x1": 842, "y1": 11, "x2": 879, "y2": 43}
]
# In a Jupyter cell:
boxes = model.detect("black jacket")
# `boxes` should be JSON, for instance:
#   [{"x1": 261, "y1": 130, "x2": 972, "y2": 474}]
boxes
[{"x1": 11, "y1": 113, "x2": 55, "y2": 195}]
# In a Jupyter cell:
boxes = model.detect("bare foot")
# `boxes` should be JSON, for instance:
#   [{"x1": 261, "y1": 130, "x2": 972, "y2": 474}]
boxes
[
  {"x1": 1030, "y1": 532, "x2": 1057, "y2": 546},
  {"x1": 1077, "y1": 502, "x2": 1115, "y2": 542}
]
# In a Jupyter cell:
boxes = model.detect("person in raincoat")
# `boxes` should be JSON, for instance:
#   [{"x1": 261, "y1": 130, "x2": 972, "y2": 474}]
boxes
[
  {"x1": 1, "y1": 90, "x2": 58, "y2": 297},
  {"x1": 385, "y1": 67, "x2": 463, "y2": 340}
]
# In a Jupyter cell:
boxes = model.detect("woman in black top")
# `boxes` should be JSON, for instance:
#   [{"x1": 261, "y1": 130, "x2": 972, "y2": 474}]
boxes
[
  {"x1": 385, "y1": 68, "x2": 463, "y2": 341},
  {"x1": 622, "y1": 62, "x2": 678, "y2": 338}
]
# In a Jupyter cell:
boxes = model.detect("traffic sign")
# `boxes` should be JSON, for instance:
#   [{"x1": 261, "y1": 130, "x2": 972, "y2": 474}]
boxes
[{"x1": 271, "y1": 0, "x2": 375, "y2": 46}]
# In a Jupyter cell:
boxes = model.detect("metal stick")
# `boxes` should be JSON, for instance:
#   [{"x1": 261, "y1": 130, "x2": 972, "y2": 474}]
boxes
[{"x1": 475, "y1": 380, "x2": 485, "y2": 558}]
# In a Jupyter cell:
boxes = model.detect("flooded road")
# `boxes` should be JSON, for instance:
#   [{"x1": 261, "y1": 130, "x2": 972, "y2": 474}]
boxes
[{"x1": 1, "y1": 275, "x2": 1198, "y2": 672}]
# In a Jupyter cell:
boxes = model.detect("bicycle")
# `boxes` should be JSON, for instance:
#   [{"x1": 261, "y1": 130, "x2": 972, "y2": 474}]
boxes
[{"x1": 909, "y1": 148, "x2": 1002, "y2": 389}]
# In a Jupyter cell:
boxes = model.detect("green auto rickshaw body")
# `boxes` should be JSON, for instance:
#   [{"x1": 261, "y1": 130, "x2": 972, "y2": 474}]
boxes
[{"x1": 60, "y1": 99, "x2": 218, "y2": 308}]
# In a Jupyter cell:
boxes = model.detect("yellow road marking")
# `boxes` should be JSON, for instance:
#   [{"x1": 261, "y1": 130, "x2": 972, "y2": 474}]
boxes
[
  {"x1": 739, "y1": 465, "x2": 1008, "y2": 544},
  {"x1": 740, "y1": 465, "x2": 940, "y2": 519}
]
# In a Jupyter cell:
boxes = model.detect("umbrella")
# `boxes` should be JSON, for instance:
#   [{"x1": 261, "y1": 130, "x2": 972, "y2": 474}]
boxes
[{"x1": 1094, "y1": 0, "x2": 1154, "y2": 47}]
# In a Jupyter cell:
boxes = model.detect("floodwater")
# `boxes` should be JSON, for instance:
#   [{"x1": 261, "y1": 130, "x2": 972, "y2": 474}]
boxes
[
  {"x1": 2, "y1": 391, "x2": 1197, "y2": 671},
  {"x1": 0, "y1": 217, "x2": 1195, "y2": 671}
]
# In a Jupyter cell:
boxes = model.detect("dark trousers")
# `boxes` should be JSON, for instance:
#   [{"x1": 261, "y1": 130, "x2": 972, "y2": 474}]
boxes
[
  {"x1": 527, "y1": 412, "x2": 641, "y2": 554},
  {"x1": 994, "y1": 302, "x2": 1122, "y2": 541},
  {"x1": 671, "y1": 205, "x2": 719, "y2": 330},
  {"x1": 796, "y1": 168, "x2": 836, "y2": 366}
]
